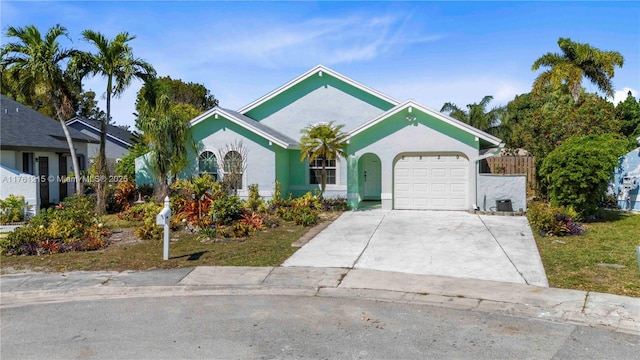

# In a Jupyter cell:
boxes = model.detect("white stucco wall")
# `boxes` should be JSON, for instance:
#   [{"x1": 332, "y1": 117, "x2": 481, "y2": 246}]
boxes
[
  {"x1": 197, "y1": 131, "x2": 277, "y2": 199},
  {"x1": 75, "y1": 126, "x2": 129, "y2": 160},
  {"x1": 258, "y1": 85, "x2": 386, "y2": 140},
  {"x1": 0, "y1": 164, "x2": 39, "y2": 217},
  {"x1": 1, "y1": 150, "x2": 17, "y2": 169},
  {"x1": 350, "y1": 123, "x2": 480, "y2": 210},
  {"x1": 476, "y1": 174, "x2": 527, "y2": 212}
]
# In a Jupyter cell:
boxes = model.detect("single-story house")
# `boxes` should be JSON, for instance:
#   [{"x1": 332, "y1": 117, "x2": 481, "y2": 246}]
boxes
[
  {"x1": 614, "y1": 136, "x2": 640, "y2": 211},
  {"x1": 66, "y1": 117, "x2": 137, "y2": 164},
  {"x1": 136, "y1": 65, "x2": 526, "y2": 211},
  {"x1": 1, "y1": 95, "x2": 95, "y2": 212}
]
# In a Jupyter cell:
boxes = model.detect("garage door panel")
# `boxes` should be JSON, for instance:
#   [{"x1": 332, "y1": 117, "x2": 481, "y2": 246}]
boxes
[
  {"x1": 450, "y1": 168, "x2": 467, "y2": 178},
  {"x1": 450, "y1": 183, "x2": 466, "y2": 193},
  {"x1": 431, "y1": 168, "x2": 447, "y2": 177},
  {"x1": 394, "y1": 154, "x2": 468, "y2": 210}
]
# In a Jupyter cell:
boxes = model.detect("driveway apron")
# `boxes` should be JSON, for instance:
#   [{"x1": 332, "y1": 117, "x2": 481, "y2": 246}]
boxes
[{"x1": 283, "y1": 210, "x2": 548, "y2": 287}]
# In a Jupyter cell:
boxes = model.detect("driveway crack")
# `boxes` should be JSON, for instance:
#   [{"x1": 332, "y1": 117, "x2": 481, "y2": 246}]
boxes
[
  {"x1": 351, "y1": 214, "x2": 386, "y2": 268},
  {"x1": 477, "y1": 215, "x2": 529, "y2": 285}
]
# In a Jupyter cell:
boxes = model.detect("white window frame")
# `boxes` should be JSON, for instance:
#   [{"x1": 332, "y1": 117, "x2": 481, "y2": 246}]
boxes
[
  {"x1": 307, "y1": 157, "x2": 339, "y2": 186},
  {"x1": 198, "y1": 150, "x2": 218, "y2": 179},
  {"x1": 223, "y1": 150, "x2": 244, "y2": 191}
]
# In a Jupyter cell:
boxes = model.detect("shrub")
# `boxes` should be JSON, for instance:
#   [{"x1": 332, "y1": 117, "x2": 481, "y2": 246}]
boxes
[
  {"x1": 527, "y1": 202, "x2": 584, "y2": 236},
  {"x1": 210, "y1": 194, "x2": 243, "y2": 225},
  {"x1": 245, "y1": 184, "x2": 265, "y2": 212},
  {"x1": 0, "y1": 194, "x2": 30, "y2": 223},
  {"x1": 106, "y1": 181, "x2": 136, "y2": 214},
  {"x1": 540, "y1": 134, "x2": 628, "y2": 216},
  {"x1": 0, "y1": 195, "x2": 109, "y2": 255},
  {"x1": 240, "y1": 212, "x2": 265, "y2": 231}
]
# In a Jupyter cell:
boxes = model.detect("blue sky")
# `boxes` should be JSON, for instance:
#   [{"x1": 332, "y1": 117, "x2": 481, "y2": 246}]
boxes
[{"x1": 2, "y1": 1, "x2": 639, "y2": 129}]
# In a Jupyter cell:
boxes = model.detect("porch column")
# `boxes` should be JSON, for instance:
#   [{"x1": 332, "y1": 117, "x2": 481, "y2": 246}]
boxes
[{"x1": 346, "y1": 155, "x2": 359, "y2": 209}]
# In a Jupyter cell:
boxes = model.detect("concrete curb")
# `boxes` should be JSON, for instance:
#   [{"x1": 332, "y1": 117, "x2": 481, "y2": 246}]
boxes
[{"x1": 1, "y1": 266, "x2": 638, "y2": 336}]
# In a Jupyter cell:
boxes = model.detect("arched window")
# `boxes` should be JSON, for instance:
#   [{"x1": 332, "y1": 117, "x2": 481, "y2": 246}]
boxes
[
  {"x1": 223, "y1": 151, "x2": 243, "y2": 190},
  {"x1": 198, "y1": 151, "x2": 218, "y2": 179}
]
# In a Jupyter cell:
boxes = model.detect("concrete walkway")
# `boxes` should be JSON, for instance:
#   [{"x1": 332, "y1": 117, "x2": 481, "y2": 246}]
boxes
[
  {"x1": 1, "y1": 267, "x2": 637, "y2": 336},
  {"x1": 283, "y1": 210, "x2": 548, "y2": 287}
]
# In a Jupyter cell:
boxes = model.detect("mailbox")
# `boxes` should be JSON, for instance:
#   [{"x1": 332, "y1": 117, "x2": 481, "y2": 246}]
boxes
[{"x1": 156, "y1": 207, "x2": 171, "y2": 226}]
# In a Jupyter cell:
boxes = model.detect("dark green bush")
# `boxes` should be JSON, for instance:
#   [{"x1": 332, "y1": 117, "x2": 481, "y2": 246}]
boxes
[
  {"x1": 210, "y1": 194, "x2": 243, "y2": 225},
  {"x1": 540, "y1": 134, "x2": 628, "y2": 216}
]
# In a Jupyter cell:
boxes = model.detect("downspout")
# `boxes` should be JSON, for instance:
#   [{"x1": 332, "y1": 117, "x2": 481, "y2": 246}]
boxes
[{"x1": 474, "y1": 143, "x2": 504, "y2": 211}]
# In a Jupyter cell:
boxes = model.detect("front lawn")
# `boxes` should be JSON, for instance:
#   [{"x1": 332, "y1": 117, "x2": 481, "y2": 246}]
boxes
[
  {"x1": 534, "y1": 212, "x2": 640, "y2": 297},
  {"x1": 0, "y1": 214, "x2": 310, "y2": 273}
]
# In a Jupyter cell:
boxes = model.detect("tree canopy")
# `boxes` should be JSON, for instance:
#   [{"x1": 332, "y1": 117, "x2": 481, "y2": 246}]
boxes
[
  {"x1": 0, "y1": 24, "x2": 84, "y2": 194},
  {"x1": 76, "y1": 29, "x2": 156, "y2": 214},
  {"x1": 440, "y1": 95, "x2": 505, "y2": 137},
  {"x1": 532, "y1": 37, "x2": 624, "y2": 103}
]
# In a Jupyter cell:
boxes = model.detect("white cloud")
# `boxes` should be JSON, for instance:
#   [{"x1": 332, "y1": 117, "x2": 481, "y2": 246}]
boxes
[
  {"x1": 379, "y1": 75, "x2": 530, "y2": 111},
  {"x1": 203, "y1": 13, "x2": 441, "y2": 68},
  {"x1": 612, "y1": 87, "x2": 638, "y2": 105}
]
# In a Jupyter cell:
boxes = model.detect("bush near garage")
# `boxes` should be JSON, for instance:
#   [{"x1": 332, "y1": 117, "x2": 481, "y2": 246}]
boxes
[
  {"x1": 527, "y1": 201, "x2": 584, "y2": 236},
  {"x1": 539, "y1": 133, "x2": 629, "y2": 217},
  {"x1": 0, "y1": 195, "x2": 110, "y2": 255}
]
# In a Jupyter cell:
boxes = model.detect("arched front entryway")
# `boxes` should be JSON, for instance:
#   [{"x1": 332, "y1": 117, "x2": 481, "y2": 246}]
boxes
[{"x1": 358, "y1": 153, "x2": 382, "y2": 201}]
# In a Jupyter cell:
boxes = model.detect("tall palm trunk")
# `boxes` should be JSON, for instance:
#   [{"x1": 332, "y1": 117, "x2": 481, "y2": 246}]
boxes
[
  {"x1": 321, "y1": 159, "x2": 327, "y2": 195},
  {"x1": 95, "y1": 77, "x2": 111, "y2": 214},
  {"x1": 55, "y1": 107, "x2": 83, "y2": 196}
]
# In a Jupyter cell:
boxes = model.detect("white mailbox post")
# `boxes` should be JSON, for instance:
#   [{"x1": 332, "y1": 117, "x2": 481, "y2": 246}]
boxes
[{"x1": 156, "y1": 196, "x2": 171, "y2": 260}]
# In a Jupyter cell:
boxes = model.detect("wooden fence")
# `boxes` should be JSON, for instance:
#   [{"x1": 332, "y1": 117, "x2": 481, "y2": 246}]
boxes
[{"x1": 479, "y1": 156, "x2": 538, "y2": 195}]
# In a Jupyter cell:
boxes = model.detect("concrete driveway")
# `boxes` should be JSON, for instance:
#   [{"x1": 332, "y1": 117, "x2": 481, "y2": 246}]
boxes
[{"x1": 283, "y1": 210, "x2": 548, "y2": 287}]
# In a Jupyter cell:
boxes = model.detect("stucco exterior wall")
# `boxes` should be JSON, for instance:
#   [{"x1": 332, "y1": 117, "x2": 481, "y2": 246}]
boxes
[
  {"x1": 1, "y1": 164, "x2": 39, "y2": 216},
  {"x1": 72, "y1": 123, "x2": 129, "y2": 160},
  {"x1": 1, "y1": 150, "x2": 17, "y2": 168},
  {"x1": 614, "y1": 147, "x2": 640, "y2": 211},
  {"x1": 347, "y1": 111, "x2": 480, "y2": 210},
  {"x1": 247, "y1": 74, "x2": 392, "y2": 140},
  {"x1": 476, "y1": 174, "x2": 527, "y2": 212}
]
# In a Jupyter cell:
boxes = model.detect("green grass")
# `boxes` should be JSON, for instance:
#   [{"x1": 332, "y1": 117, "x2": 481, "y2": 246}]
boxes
[
  {"x1": 534, "y1": 212, "x2": 640, "y2": 297},
  {"x1": 0, "y1": 215, "x2": 309, "y2": 273}
]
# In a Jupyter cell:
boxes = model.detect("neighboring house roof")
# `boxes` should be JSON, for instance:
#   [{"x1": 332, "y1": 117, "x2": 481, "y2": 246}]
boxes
[
  {"x1": 347, "y1": 100, "x2": 503, "y2": 147},
  {"x1": 189, "y1": 107, "x2": 299, "y2": 149},
  {"x1": 237, "y1": 65, "x2": 400, "y2": 114},
  {"x1": 66, "y1": 117, "x2": 136, "y2": 147},
  {"x1": 0, "y1": 95, "x2": 96, "y2": 152}
]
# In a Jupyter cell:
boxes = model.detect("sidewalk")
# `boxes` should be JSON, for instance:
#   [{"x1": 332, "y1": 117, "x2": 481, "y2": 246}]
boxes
[{"x1": 1, "y1": 266, "x2": 638, "y2": 336}]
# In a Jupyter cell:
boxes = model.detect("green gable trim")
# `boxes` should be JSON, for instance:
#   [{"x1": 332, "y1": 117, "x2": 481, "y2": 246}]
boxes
[
  {"x1": 243, "y1": 68, "x2": 397, "y2": 121},
  {"x1": 191, "y1": 113, "x2": 276, "y2": 151},
  {"x1": 347, "y1": 109, "x2": 479, "y2": 153}
]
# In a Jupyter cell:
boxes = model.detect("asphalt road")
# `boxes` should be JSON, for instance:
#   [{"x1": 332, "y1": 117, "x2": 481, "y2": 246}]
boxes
[{"x1": 2, "y1": 295, "x2": 637, "y2": 359}]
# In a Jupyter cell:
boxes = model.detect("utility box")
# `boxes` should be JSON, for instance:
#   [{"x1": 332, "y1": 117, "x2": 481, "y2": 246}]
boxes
[{"x1": 496, "y1": 199, "x2": 513, "y2": 212}]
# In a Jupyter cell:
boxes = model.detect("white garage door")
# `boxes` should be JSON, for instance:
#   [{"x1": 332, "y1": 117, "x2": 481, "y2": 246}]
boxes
[{"x1": 394, "y1": 154, "x2": 469, "y2": 210}]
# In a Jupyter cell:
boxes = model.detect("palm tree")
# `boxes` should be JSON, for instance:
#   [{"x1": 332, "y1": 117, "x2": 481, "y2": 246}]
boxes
[
  {"x1": 532, "y1": 37, "x2": 624, "y2": 103},
  {"x1": 77, "y1": 30, "x2": 155, "y2": 214},
  {"x1": 1, "y1": 24, "x2": 83, "y2": 195},
  {"x1": 137, "y1": 78, "x2": 197, "y2": 200},
  {"x1": 299, "y1": 121, "x2": 348, "y2": 195},
  {"x1": 440, "y1": 95, "x2": 505, "y2": 135}
]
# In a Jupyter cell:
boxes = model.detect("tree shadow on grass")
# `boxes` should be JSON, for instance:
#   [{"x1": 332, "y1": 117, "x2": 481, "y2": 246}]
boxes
[{"x1": 171, "y1": 251, "x2": 209, "y2": 261}]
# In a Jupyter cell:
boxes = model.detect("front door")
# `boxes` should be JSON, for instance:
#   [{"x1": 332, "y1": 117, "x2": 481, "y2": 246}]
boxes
[
  {"x1": 59, "y1": 155, "x2": 68, "y2": 201},
  {"x1": 39, "y1": 157, "x2": 49, "y2": 208},
  {"x1": 361, "y1": 153, "x2": 381, "y2": 200}
]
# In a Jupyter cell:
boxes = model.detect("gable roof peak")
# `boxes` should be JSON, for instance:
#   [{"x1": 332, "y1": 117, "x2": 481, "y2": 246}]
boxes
[{"x1": 237, "y1": 65, "x2": 400, "y2": 115}]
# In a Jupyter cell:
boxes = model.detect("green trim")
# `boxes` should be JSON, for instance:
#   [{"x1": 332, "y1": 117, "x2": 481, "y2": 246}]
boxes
[
  {"x1": 348, "y1": 109, "x2": 479, "y2": 152},
  {"x1": 245, "y1": 73, "x2": 396, "y2": 121}
]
